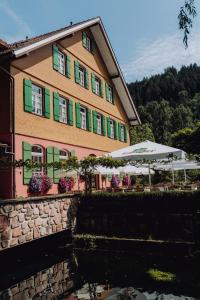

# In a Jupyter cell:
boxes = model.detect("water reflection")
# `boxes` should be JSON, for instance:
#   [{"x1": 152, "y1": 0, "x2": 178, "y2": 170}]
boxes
[{"x1": 0, "y1": 245, "x2": 200, "y2": 300}]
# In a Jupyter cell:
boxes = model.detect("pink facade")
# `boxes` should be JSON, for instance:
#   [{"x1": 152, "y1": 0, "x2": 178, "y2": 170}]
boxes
[{"x1": 15, "y1": 134, "x2": 107, "y2": 198}]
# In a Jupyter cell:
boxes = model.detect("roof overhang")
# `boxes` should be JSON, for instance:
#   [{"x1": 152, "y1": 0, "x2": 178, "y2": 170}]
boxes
[{"x1": 12, "y1": 17, "x2": 140, "y2": 125}]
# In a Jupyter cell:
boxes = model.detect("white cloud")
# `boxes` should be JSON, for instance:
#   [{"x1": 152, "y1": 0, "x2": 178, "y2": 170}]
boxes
[
  {"x1": 0, "y1": 1, "x2": 32, "y2": 42},
  {"x1": 122, "y1": 31, "x2": 200, "y2": 82}
]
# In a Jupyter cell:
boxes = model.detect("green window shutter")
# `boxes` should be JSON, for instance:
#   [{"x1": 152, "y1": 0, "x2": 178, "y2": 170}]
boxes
[
  {"x1": 87, "y1": 108, "x2": 92, "y2": 132},
  {"x1": 53, "y1": 92, "x2": 60, "y2": 121},
  {"x1": 105, "y1": 82, "x2": 109, "y2": 101},
  {"x1": 24, "y1": 79, "x2": 32, "y2": 113},
  {"x1": 124, "y1": 125, "x2": 128, "y2": 143},
  {"x1": 53, "y1": 147, "x2": 60, "y2": 183},
  {"x1": 68, "y1": 99, "x2": 73, "y2": 126},
  {"x1": 46, "y1": 147, "x2": 54, "y2": 180},
  {"x1": 114, "y1": 121, "x2": 118, "y2": 140},
  {"x1": 100, "y1": 79, "x2": 104, "y2": 98},
  {"x1": 74, "y1": 61, "x2": 80, "y2": 84},
  {"x1": 23, "y1": 141, "x2": 32, "y2": 185},
  {"x1": 91, "y1": 73, "x2": 95, "y2": 93},
  {"x1": 66, "y1": 55, "x2": 71, "y2": 78},
  {"x1": 92, "y1": 111, "x2": 97, "y2": 133},
  {"x1": 70, "y1": 150, "x2": 76, "y2": 157},
  {"x1": 112, "y1": 88, "x2": 115, "y2": 105},
  {"x1": 118, "y1": 123, "x2": 122, "y2": 141},
  {"x1": 91, "y1": 40, "x2": 96, "y2": 54},
  {"x1": 53, "y1": 44, "x2": 59, "y2": 71},
  {"x1": 82, "y1": 32, "x2": 87, "y2": 48},
  {"x1": 44, "y1": 88, "x2": 50, "y2": 119},
  {"x1": 107, "y1": 117, "x2": 111, "y2": 138},
  {"x1": 85, "y1": 69, "x2": 89, "y2": 89},
  {"x1": 75, "y1": 102, "x2": 81, "y2": 128},
  {"x1": 102, "y1": 115, "x2": 106, "y2": 136}
]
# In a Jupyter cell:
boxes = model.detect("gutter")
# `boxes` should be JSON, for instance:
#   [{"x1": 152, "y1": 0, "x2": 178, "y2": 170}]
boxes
[{"x1": 0, "y1": 63, "x2": 16, "y2": 198}]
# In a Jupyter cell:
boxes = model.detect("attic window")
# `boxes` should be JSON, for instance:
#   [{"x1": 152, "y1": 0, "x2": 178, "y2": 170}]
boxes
[{"x1": 82, "y1": 32, "x2": 94, "y2": 53}]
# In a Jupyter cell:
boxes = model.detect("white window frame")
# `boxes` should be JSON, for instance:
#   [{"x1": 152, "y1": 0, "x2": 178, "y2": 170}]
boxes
[
  {"x1": 79, "y1": 66, "x2": 85, "y2": 87},
  {"x1": 110, "y1": 119, "x2": 115, "y2": 139},
  {"x1": 86, "y1": 36, "x2": 91, "y2": 52},
  {"x1": 59, "y1": 149, "x2": 69, "y2": 161},
  {"x1": 59, "y1": 96, "x2": 68, "y2": 124},
  {"x1": 31, "y1": 145, "x2": 44, "y2": 175},
  {"x1": 58, "y1": 50, "x2": 65, "y2": 75},
  {"x1": 32, "y1": 84, "x2": 43, "y2": 116},
  {"x1": 108, "y1": 85, "x2": 113, "y2": 103},
  {"x1": 95, "y1": 76, "x2": 100, "y2": 96},
  {"x1": 121, "y1": 125, "x2": 125, "y2": 142},
  {"x1": 80, "y1": 106, "x2": 87, "y2": 130},
  {"x1": 96, "y1": 114, "x2": 102, "y2": 135}
]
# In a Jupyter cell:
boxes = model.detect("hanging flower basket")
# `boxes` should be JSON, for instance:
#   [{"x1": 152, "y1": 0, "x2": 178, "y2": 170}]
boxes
[
  {"x1": 28, "y1": 174, "x2": 52, "y2": 196},
  {"x1": 58, "y1": 177, "x2": 75, "y2": 193}
]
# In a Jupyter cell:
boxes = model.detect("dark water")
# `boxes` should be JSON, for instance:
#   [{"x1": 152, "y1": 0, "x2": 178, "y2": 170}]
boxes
[{"x1": 0, "y1": 234, "x2": 200, "y2": 299}]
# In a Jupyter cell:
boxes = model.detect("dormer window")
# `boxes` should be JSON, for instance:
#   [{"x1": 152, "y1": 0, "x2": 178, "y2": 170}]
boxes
[{"x1": 82, "y1": 32, "x2": 94, "y2": 53}]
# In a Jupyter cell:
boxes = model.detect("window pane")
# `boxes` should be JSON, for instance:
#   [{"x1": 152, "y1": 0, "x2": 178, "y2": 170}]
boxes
[
  {"x1": 31, "y1": 145, "x2": 43, "y2": 173},
  {"x1": 121, "y1": 125, "x2": 125, "y2": 141},
  {"x1": 110, "y1": 120, "x2": 114, "y2": 139},
  {"x1": 59, "y1": 96, "x2": 68, "y2": 123},
  {"x1": 97, "y1": 114, "x2": 102, "y2": 134},
  {"x1": 79, "y1": 67, "x2": 85, "y2": 86},
  {"x1": 32, "y1": 84, "x2": 43, "y2": 116},
  {"x1": 80, "y1": 107, "x2": 86, "y2": 129},
  {"x1": 95, "y1": 77, "x2": 100, "y2": 95},
  {"x1": 58, "y1": 51, "x2": 65, "y2": 75}
]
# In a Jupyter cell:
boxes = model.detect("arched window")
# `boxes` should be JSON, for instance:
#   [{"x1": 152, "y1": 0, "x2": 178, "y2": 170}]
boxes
[
  {"x1": 31, "y1": 145, "x2": 44, "y2": 174},
  {"x1": 89, "y1": 154, "x2": 96, "y2": 157},
  {"x1": 59, "y1": 149, "x2": 69, "y2": 161}
]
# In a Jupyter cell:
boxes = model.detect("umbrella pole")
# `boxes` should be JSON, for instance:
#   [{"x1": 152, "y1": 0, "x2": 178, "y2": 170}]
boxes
[
  {"x1": 148, "y1": 164, "x2": 151, "y2": 187},
  {"x1": 184, "y1": 169, "x2": 187, "y2": 184},
  {"x1": 171, "y1": 161, "x2": 175, "y2": 185}
]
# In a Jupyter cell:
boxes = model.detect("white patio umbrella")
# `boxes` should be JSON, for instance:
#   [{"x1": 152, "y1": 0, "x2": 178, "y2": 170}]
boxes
[
  {"x1": 107, "y1": 140, "x2": 186, "y2": 186},
  {"x1": 118, "y1": 165, "x2": 154, "y2": 175},
  {"x1": 154, "y1": 160, "x2": 200, "y2": 183},
  {"x1": 94, "y1": 166, "x2": 120, "y2": 175}
]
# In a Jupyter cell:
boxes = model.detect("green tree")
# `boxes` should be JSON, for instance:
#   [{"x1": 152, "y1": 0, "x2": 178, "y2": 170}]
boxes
[
  {"x1": 130, "y1": 124, "x2": 155, "y2": 145},
  {"x1": 171, "y1": 104, "x2": 193, "y2": 132}
]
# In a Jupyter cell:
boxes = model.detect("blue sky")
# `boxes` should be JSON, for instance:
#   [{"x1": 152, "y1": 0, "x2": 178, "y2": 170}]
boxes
[{"x1": 0, "y1": 0, "x2": 200, "y2": 82}]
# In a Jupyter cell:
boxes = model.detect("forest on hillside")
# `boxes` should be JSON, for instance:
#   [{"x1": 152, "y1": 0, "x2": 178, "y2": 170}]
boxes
[{"x1": 127, "y1": 64, "x2": 200, "y2": 153}]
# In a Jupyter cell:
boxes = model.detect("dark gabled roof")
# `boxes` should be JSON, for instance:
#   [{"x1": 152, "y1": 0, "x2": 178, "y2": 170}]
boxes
[
  {"x1": 0, "y1": 17, "x2": 97, "y2": 55},
  {"x1": 0, "y1": 17, "x2": 140, "y2": 125}
]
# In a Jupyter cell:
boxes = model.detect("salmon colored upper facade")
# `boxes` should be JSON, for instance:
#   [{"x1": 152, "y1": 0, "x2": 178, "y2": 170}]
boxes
[{"x1": 0, "y1": 17, "x2": 140, "y2": 199}]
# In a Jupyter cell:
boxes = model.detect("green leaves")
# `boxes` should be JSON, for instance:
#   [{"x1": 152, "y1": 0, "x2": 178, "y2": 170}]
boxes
[{"x1": 178, "y1": 0, "x2": 197, "y2": 48}]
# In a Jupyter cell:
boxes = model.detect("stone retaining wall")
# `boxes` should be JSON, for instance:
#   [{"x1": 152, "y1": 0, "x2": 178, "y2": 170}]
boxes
[
  {"x1": 0, "y1": 260, "x2": 74, "y2": 299},
  {"x1": 0, "y1": 194, "x2": 78, "y2": 251}
]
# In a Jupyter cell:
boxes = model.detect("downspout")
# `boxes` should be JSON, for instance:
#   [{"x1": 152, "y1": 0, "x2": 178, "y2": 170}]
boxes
[{"x1": 0, "y1": 64, "x2": 15, "y2": 198}]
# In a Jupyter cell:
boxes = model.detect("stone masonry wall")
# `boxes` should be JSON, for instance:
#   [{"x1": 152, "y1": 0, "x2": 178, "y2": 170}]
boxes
[
  {"x1": 0, "y1": 194, "x2": 78, "y2": 251},
  {"x1": 0, "y1": 260, "x2": 74, "y2": 299}
]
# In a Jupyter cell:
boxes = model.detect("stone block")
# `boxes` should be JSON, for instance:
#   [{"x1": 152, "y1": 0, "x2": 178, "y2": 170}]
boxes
[
  {"x1": 18, "y1": 214, "x2": 25, "y2": 223},
  {"x1": 10, "y1": 285, "x2": 19, "y2": 295},
  {"x1": 12, "y1": 227, "x2": 22, "y2": 237},
  {"x1": 21, "y1": 221, "x2": 28, "y2": 229},
  {"x1": 24, "y1": 203, "x2": 31, "y2": 209},
  {"x1": 33, "y1": 227, "x2": 40, "y2": 239},
  {"x1": 50, "y1": 208, "x2": 56, "y2": 217},
  {"x1": 15, "y1": 204, "x2": 23, "y2": 211},
  {"x1": 10, "y1": 238, "x2": 18, "y2": 247},
  {"x1": 35, "y1": 218, "x2": 42, "y2": 227},
  {"x1": 25, "y1": 208, "x2": 33, "y2": 217},
  {"x1": 43, "y1": 206, "x2": 50, "y2": 214},
  {"x1": 25, "y1": 232, "x2": 33, "y2": 241},
  {"x1": 1, "y1": 240, "x2": 10, "y2": 248},
  {"x1": 1, "y1": 228, "x2": 11, "y2": 240},
  {"x1": 56, "y1": 224, "x2": 62, "y2": 232},
  {"x1": 40, "y1": 227, "x2": 46, "y2": 236},
  {"x1": 53, "y1": 215, "x2": 61, "y2": 225},
  {"x1": 22, "y1": 227, "x2": 29, "y2": 235},
  {"x1": 33, "y1": 208, "x2": 39, "y2": 216},
  {"x1": 40, "y1": 214, "x2": 48, "y2": 218},
  {"x1": 62, "y1": 222, "x2": 67, "y2": 229},
  {"x1": 11, "y1": 216, "x2": 19, "y2": 229},
  {"x1": 3, "y1": 205, "x2": 13, "y2": 213},
  {"x1": 9, "y1": 211, "x2": 18, "y2": 218},
  {"x1": 52, "y1": 225, "x2": 57, "y2": 233},
  {"x1": 18, "y1": 235, "x2": 26, "y2": 244},
  {"x1": 28, "y1": 220, "x2": 34, "y2": 228}
]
